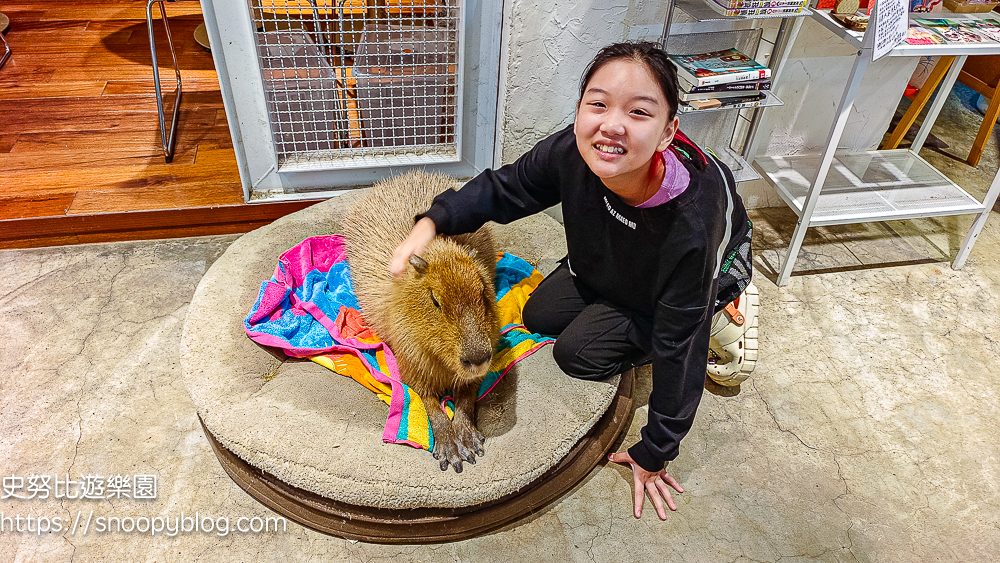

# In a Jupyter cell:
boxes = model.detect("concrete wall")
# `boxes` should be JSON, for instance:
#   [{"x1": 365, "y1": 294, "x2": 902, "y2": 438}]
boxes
[
  {"x1": 495, "y1": 1, "x2": 669, "y2": 164},
  {"x1": 493, "y1": 4, "x2": 915, "y2": 209}
]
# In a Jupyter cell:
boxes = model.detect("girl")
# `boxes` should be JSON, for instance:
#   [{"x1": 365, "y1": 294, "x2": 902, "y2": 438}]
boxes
[{"x1": 390, "y1": 41, "x2": 753, "y2": 520}]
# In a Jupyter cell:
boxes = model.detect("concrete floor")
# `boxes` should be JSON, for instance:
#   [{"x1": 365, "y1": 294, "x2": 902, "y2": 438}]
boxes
[{"x1": 2, "y1": 87, "x2": 1000, "y2": 561}]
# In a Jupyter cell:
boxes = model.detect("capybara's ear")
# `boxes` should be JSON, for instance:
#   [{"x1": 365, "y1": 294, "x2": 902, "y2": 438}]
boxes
[
  {"x1": 478, "y1": 266, "x2": 495, "y2": 296},
  {"x1": 409, "y1": 255, "x2": 429, "y2": 275}
]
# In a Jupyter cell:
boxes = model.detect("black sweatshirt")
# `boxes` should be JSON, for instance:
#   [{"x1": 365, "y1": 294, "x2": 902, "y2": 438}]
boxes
[{"x1": 420, "y1": 125, "x2": 751, "y2": 472}]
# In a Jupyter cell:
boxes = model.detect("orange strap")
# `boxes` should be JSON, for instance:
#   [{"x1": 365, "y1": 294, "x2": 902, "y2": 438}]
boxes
[{"x1": 724, "y1": 297, "x2": 744, "y2": 326}]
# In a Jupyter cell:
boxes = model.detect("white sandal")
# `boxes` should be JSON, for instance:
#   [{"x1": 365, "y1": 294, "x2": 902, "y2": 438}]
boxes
[{"x1": 707, "y1": 281, "x2": 759, "y2": 386}]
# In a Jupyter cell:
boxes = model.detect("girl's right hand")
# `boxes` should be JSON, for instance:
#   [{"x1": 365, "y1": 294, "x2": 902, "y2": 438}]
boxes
[{"x1": 389, "y1": 217, "x2": 437, "y2": 277}]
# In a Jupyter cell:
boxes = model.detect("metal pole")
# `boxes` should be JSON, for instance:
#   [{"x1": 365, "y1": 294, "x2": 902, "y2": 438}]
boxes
[
  {"x1": 777, "y1": 49, "x2": 870, "y2": 286},
  {"x1": 147, "y1": 0, "x2": 183, "y2": 163},
  {"x1": 910, "y1": 54, "x2": 967, "y2": 154}
]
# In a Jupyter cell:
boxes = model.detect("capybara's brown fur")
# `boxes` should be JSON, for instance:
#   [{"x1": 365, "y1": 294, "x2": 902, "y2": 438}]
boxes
[{"x1": 342, "y1": 170, "x2": 500, "y2": 472}]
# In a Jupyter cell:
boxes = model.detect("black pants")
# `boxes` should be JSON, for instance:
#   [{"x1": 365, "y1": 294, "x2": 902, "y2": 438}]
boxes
[{"x1": 522, "y1": 261, "x2": 652, "y2": 381}]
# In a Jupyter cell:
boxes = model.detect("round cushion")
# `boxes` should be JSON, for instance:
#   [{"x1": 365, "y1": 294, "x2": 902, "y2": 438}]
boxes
[{"x1": 181, "y1": 191, "x2": 624, "y2": 513}]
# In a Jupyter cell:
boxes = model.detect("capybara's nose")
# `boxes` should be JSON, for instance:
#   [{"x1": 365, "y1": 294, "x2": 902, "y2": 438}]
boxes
[{"x1": 461, "y1": 351, "x2": 492, "y2": 371}]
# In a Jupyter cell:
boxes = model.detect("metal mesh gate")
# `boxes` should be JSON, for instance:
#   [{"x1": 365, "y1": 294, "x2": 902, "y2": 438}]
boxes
[{"x1": 249, "y1": 1, "x2": 462, "y2": 170}]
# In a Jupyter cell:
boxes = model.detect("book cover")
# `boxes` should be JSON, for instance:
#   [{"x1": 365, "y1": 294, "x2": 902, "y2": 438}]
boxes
[
  {"x1": 709, "y1": 0, "x2": 806, "y2": 16},
  {"x1": 679, "y1": 93, "x2": 767, "y2": 112},
  {"x1": 723, "y1": 6, "x2": 806, "y2": 16},
  {"x1": 712, "y1": 0, "x2": 806, "y2": 6},
  {"x1": 905, "y1": 22, "x2": 947, "y2": 44},
  {"x1": 914, "y1": 18, "x2": 995, "y2": 43},
  {"x1": 669, "y1": 48, "x2": 771, "y2": 87},
  {"x1": 961, "y1": 18, "x2": 1000, "y2": 42},
  {"x1": 679, "y1": 76, "x2": 772, "y2": 94},
  {"x1": 680, "y1": 88, "x2": 770, "y2": 102},
  {"x1": 909, "y1": 0, "x2": 944, "y2": 12}
]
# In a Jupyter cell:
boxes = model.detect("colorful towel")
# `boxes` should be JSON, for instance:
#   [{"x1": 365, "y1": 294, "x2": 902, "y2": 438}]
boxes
[{"x1": 244, "y1": 235, "x2": 554, "y2": 450}]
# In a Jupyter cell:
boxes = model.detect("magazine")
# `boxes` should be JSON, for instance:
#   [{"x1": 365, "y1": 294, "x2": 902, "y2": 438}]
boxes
[
  {"x1": 962, "y1": 18, "x2": 1000, "y2": 43},
  {"x1": 669, "y1": 48, "x2": 771, "y2": 87},
  {"x1": 914, "y1": 18, "x2": 994, "y2": 43},
  {"x1": 905, "y1": 22, "x2": 946, "y2": 45}
]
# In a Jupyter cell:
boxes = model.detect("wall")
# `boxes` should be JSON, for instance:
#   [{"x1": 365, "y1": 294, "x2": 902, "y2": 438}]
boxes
[
  {"x1": 494, "y1": 4, "x2": 916, "y2": 210},
  {"x1": 496, "y1": 0, "x2": 668, "y2": 164}
]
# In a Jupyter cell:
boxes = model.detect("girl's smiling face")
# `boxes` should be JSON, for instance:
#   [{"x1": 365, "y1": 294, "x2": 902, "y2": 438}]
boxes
[{"x1": 574, "y1": 59, "x2": 678, "y2": 201}]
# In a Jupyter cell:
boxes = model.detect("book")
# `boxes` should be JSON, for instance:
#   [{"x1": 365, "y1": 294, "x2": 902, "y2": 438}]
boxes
[
  {"x1": 680, "y1": 88, "x2": 769, "y2": 102},
  {"x1": 905, "y1": 22, "x2": 947, "y2": 44},
  {"x1": 678, "y1": 76, "x2": 772, "y2": 94},
  {"x1": 679, "y1": 93, "x2": 767, "y2": 112},
  {"x1": 711, "y1": 0, "x2": 806, "y2": 7},
  {"x1": 914, "y1": 18, "x2": 995, "y2": 43},
  {"x1": 708, "y1": 0, "x2": 806, "y2": 16},
  {"x1": 961, "y1": 18, "x2": 1000, "y2": 42},
  {"x1": 909, "y1": 0, "x2": 944, "y2": 12},
  {"x1": 669, "y1": 48, "x2": 771, "y2": 87},
  {"x1": 720, "y1": 6, "x2": 807, "y2": 16}
]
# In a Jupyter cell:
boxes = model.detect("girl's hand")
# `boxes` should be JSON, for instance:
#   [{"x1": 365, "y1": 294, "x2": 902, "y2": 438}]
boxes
[
  {"x1": 389, "y1": 217, "x2": 437, "y2": 277},
  {"x1": 608, "y1": 451, "x2": 684, "y2": 520}
]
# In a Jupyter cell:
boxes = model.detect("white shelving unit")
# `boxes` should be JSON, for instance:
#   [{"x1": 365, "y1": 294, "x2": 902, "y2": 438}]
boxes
[
  {"x1": 661, "y1": 0, "x2": 812, "y2": 183},
  {"x1": 754, "y1": 8, "x2": 1000, "y2": 286}
]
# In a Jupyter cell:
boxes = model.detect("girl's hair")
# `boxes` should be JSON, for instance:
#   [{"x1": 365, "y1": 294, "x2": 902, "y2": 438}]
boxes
[
  {"x1": 580, "y1": 41, "x2": 680, "y2": 120},
  {"x1": 579, "y1": 41, "x2": 707, "y2": 169}
]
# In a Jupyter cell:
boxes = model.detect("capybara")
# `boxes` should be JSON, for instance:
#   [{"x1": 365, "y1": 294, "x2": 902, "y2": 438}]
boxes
[{"x1": 342, "y1": 170, "x2": 500, "y2": 473}]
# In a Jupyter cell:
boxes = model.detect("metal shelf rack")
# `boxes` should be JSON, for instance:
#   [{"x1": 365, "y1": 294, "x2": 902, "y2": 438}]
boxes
[
  {"x1": 753, "y1": 8, "x2": 1000, "y2": 286},
  {"x1": 661, "y1": 0, "x2": 812, "y2": 184}
]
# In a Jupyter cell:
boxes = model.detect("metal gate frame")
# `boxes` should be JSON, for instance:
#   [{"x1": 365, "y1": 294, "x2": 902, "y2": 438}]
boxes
[{"x1": 199, "y1": 0, "x2": 503, "y2": 202}]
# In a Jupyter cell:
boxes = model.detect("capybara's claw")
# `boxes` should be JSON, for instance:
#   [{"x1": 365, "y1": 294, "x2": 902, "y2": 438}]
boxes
[
  {"x1": 433, "y1": 437, "x2": 465, "y2": 472},
  {"x1": 457, "y1": 444, "x2": 477, "y2": 465},
  {"x1": 471, "y1": 430, "x2": 485, "y2": 457},
  {"x1": 455, "y1": 422, "x2": 486, "y2": 462}
]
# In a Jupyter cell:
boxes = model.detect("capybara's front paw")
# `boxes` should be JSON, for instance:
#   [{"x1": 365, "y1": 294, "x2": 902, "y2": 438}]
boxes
[
  {"x1": 455, "y1": 421, "x2": 485, "y2": 461},
  {"x1": 432, "y1": 435, "x2": 466, "y2": 473}
]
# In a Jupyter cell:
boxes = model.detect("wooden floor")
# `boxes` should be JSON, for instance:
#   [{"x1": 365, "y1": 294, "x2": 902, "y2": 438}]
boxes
[{"x1": 0, "y1": 2, "x2": 317, "y2": 249}]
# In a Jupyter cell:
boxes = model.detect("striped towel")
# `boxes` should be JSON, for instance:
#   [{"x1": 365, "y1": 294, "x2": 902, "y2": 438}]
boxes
[{"x1": 244, "y1": 235, "x2": 554, "y2": 450}]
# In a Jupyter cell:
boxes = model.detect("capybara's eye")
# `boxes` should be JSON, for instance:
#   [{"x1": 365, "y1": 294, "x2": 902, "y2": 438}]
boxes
[{"x1": 430, "y1": 292, "x2": 441, "y2": 309}]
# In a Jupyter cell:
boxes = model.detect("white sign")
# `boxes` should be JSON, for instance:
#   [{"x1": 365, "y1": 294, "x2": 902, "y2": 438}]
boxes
[{"x1": 873, "y1": 0, "x2": 909, "y2": 61}]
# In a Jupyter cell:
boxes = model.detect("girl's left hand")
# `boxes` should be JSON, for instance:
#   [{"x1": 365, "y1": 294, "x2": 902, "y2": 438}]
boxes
[{"x1": 608, "y1": 451, "x2": 684, "y2": 520}]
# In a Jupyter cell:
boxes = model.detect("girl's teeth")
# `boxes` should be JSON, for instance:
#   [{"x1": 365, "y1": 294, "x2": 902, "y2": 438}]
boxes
[{"x1": 597, "y1": 144, "x2": 624, "y2": 154}]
